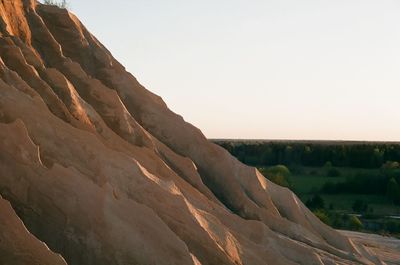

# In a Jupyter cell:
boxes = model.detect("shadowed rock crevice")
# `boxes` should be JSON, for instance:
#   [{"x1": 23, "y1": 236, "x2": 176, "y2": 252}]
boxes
[{"x1": 0, "y1": 195, "x2": 68, "y2": 265}]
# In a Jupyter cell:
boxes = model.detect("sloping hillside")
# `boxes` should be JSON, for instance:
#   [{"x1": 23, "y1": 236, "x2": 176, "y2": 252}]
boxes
[{"x1": 0, "y1": 1, "x2": 392, "y2": 264}]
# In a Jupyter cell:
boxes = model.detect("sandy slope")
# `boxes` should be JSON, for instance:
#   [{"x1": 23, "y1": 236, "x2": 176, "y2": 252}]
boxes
[
  {"x1": 341, "y1": 231, "x2": 400, "y2": 265},
  {"x1": 0, "y1": 0, "x2": 398, "y2": 264}
]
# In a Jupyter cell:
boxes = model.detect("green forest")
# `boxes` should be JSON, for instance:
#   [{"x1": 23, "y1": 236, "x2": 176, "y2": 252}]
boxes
[{"x1": 214, "y1": 140, "x2": 400, "y2": 236}]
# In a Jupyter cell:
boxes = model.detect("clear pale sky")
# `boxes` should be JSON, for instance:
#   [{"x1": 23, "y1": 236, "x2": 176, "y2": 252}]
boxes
[{"x1": 66, "y1": 0, "x2": 400, "y2": 141}]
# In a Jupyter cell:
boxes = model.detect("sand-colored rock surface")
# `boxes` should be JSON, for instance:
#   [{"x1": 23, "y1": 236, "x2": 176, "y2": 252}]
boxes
[{"x1": 0, "y1": 1, "x2": 398, "y2": 264}]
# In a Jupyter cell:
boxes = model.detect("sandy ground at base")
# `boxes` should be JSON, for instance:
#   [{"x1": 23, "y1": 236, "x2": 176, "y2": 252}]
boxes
[{"x1": 340, "y1": 230, "x2": 400, "y2": 265}]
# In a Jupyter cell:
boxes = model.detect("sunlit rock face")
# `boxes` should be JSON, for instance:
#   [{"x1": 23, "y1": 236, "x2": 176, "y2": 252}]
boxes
[{"x1": 0, "y1": 1, "x2": 389, "y2": 264}]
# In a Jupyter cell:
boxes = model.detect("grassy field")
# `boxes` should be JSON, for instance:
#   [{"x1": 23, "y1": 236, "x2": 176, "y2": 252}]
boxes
[
  {"x1": 260, "y1": 166, "x2": 400, "y2": 216},
  {"x1": 299, "y1": 194, "x2": 400, "y2": 215},
  {"x1": 288, "y1": 167, "x2": 377, "y2": 192},
  {"x1": 290, "y1": 174, "x2": 346, "y2": 194}
]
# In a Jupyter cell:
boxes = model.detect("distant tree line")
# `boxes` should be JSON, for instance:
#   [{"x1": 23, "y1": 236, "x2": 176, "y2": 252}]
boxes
[{"x1": 215, "y1": 141, "x2": 400, "y2": 169}]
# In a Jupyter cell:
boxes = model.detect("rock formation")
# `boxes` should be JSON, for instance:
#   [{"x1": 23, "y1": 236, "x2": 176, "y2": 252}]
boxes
[{"x1": 0, "y1": 1, "x2": 395, "y2": 264}]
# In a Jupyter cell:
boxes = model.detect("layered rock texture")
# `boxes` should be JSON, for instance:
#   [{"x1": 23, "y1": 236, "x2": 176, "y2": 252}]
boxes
[{"x1": 0, "y1": 1, "x2": 396, "y2": 264}]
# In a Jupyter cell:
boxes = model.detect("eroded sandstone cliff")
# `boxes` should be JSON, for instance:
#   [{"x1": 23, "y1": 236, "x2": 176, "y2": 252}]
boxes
[{"x1": 0, "y1": 1, "x2": 390, "y2": 264}]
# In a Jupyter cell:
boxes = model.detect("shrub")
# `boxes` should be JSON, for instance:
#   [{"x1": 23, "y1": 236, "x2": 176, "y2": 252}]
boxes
[
  {"x1": 330, "y1": 212, "x2": 348, "y2": 228},
  {"x1": 269, "y1": 174, "x2": 290, "y2": 188},
  {"x1": 349, "y1": 215, "x2": 363, "y2": 230},
  {"x1": 313, "y1": 210, "x2": 331, "y2": 225},
  {"x1": 264, "y1": 165, "x2": 291, "y2": 177},
  {"x1": 43, "y1": 0, "x2": 68, "y2": 8},
  {"x1": 306, "y1": 194, "x2": 325, "y2": 210},
  {"x1": 260, "y1": 165, "x2": 291, "y2": 188}
]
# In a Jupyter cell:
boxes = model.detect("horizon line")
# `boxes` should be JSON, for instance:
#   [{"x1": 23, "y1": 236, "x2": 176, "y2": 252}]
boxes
[{"x1": 209, "y1": 138, "x2": 400, "y2": 144}]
